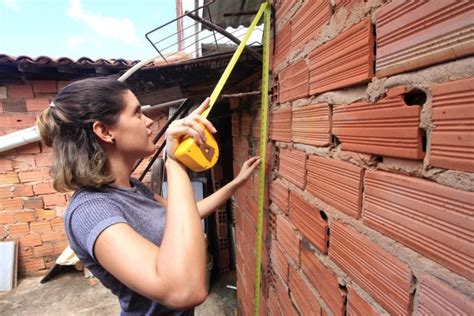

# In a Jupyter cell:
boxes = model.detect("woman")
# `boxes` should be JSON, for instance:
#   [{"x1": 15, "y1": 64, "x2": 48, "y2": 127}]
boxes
[{"x1": 37, "y1": 77, "x2": 260, "y2": 315}]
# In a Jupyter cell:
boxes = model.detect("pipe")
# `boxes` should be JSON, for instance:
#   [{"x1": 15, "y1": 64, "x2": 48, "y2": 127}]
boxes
[{"x1": 0, "y1": 126, "x2": 40, "y2": 153}]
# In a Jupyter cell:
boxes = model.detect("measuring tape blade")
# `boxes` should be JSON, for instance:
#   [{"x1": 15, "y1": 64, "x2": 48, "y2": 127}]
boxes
[
  {"x1": 253, "y1": 3, "x2": 270, "y2": 315},
  {"x1": 201, "y1": 2, "x2": 268, "y2": 119},
  {"x1": 174, "y1": 2, "x2": 268, "y2": 171}
]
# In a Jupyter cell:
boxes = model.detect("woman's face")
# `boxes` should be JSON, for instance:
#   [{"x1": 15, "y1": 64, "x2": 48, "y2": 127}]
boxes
[{"x1": 110, "y1": 90, "x2": 156, "y2": 159}]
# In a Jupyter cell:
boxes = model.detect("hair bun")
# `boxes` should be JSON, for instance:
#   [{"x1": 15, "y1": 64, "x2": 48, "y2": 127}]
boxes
[{"x1": 37, "y1": 108, "x2": 60, "y2": 147}]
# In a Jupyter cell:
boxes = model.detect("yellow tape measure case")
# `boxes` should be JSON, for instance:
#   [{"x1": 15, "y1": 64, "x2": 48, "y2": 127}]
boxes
[{"x1": 174, "y1": 128, "x2": 219, "y2": 172}]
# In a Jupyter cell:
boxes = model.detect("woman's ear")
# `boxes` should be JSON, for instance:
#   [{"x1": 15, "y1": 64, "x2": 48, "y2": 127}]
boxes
[{"x1": 92, "y1": 121, "x2": 115, "y2": 144}]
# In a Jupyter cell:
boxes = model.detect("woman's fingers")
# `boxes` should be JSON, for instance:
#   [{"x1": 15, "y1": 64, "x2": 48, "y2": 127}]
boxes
[
  {"x1": 195, "y1": 116, "x2": 217, "y2": 134},
  {"x1": 244, "y1": 156, "x2": 260, "y2": 168},
  {"x1": 184, "y1": 119, "x2": 206, "y2": 143},
  {"x1": 193, "y1": 97, "x2": 210, "y2": 115},
  {"x1": 167, "y1": 125, "x2": 203, "y2": 145}
]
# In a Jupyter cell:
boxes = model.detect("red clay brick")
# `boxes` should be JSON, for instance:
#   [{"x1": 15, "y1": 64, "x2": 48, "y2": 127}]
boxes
[
  {"x1": 269, "y1": 179, "x2": 289, "y2": 215},
  {"x1": 18, "y1": 246, "x2": 33, "y2": 260},
  {"x1": 301, "y1": 246, "x2": 346, "y2": 316},
  {"x1": 26, "y1": 98, "x2": 50, "y2": 111},
  {"x1": 309, "y1": 18, "x2": 374, "y2": 95},
  {"x1": 241, "y1": 112, "x2": 250, "y2": 136},
  {"x1": 33, "y1": 182, "x2": 56, "y2": 195},
  {"x1": 364, "y1": 170, "x2": 474, "y2": 281},
  {"x1": 274, "y1": 274, "x2": 298, "y2": 315},
  {"x1": 246, "y1": 195, "x2": 258, "y2": 225},
  {"x1": 279, "y1": 59, "x2": 309, "y2": 103},
  {"x1": 8, "y1": 222, "x2": 30, "y2": 237},
  {"x1": 0, "y1": 158, "x2": 13, "y2": 171},
  {"x1": 21, "y1": 258, "x2": 45, "y2": 272},
  {"x1": 32, "y1": 80, "x2": 57, "y2": 94},
  {"x1": 53, "y1": 239, "x2": 69, "y2": 255},
  {"x1": 290, "y1": 192, "x2": 328, "y2": 253},
  {"x1": 2, "y1": 100, "x2": 27, "y2": 112},
  {"x1": 273, "y1": 22, "x2": 291, "y2": 68},
  {"x1": 430, "y1": 78, "x2": 474, "y2": 172},
  {"x1": 36, "y1": 209, "x2": 56, "y2": 220},
  {"x1": 0, "y1": 197, "x2": 22, "y2": 210},
  {"x1": 22, "y1": 196, "x2": 44, "y2": 209},
  {"x1": 0, "y1": 211, "x2": 15, "y2": 224},
  {"x1": 271, "y1": 241, "x2": 289, "y2": 283},
  {"x1": 15, "y1": 211, "x2": 36, "y2": 222},
  {"x1": 289, "y1": 265, "x2": 322, "y2": 315},
  {"x1": 335, "y1": 0, "x2": 362, "y2": 10},
  {"x1": 276, "y1": 214, "x2": 300, "y2": 263},
  {"x1": 19, "y1": 233, "x2": 43, "y2": 247},
  {"x1": 7, "y1": 84, "x2": 34, "y2": 98},
  {"x1": 275, "y1": 0, "x2": 296, "y2": 21},
  {"x1": 11, "y1": 184, "x2": 34, "y2": 197},
  {"x1": 30, "y1": 220, "x2": 51, "y2": 234},
  {"x1": 11, "y1": 155, "x2": 36, "y2": 170},
  {"x1": 333, "y1": 87, "x2": 424, "y2": 159},
  {"x1": 0, "y1": 113, "x2": 37, "y2": 129},
  {"x1": 270, "y1": 108, "x2": 292, "y2": 142},
  {"x1": 0, "y1": 186, "x2": 12, "y2": 198},
  {"x1": 292, "y1": 103, "x2": 331, "y2": 146},
  {"x1": 57, "y1": 81, "x2": 71, "y2": 92},
  {"x1": 330, "y1": 221, "x2": 413, "y2": 315},
  {"x1": 251, "y1": 111, "x2": 261, "y2": 139},
  {"x1": 40, "y1": 230, "x2": 64, "y2": 242},
  {"x1": 33, "y1": 243, "x2": 54, "y2": 257},
  {"x1": 279, "y1": 149, "x2": 306, "y2": 189},
  {"x1": 18, "y1": 170, "x2": 44, "y2": 183},
  {"x1": 415, "y1": 276, "x2": 474, "y2": 315},
  {"x1": 0, "y1": 86, "x2": 6, "y2": 99},
  {"x1": 50, "y1": 217, "x2": 64, "y2": 231},
  {"x1": 34, "y1": 152, "x2": 53, "y2": 167},
  {"x1": 0, "y1": 172, "x2": 19, "y2": 184},
  {"x1": 307, "y1": 156, "x2": 363, "y2": 218},
  {"x1": 16, "y1": 142, "x2": 41, "y2": 154},
  {"x1": 291, "y1": 0, "x2": 331, "y2": 51},
  {"x1": 42, "y1": 193, "x2": 66, "y2": 207},
  {"x1": 267, "y1": 286, "x2": 283, "y2": 316},
  {"x1": 347, "y1": 288, "x2": 377, "y2": 316},
  {"x1": 376, "y1": 1, "x2": 474, "y2": 77},
  {"x1": 231, "y1": 113, "x2": 239, "y2": 137}
]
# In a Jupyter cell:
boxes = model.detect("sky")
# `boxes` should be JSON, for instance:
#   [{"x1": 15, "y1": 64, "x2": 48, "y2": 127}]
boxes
[
  {"x1": 0, "y1": 0, "x2": 263, "y2": 62},
  {"x1": 0, "y1": 0, "x2": 180, "y2": 60}
]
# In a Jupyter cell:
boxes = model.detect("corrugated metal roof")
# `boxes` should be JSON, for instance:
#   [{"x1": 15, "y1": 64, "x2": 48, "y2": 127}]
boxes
[{"x1": 203, "y1": 0, "x2": 262, "y2": 29}]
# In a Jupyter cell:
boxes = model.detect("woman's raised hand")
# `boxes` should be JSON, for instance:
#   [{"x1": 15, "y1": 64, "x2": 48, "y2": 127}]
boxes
[
  {"x1": 165, "y1": 97, "x2": 217, "y2": 160},
  {"x1": 234, "y1": 156, "x2": 261, "y2": 186}
]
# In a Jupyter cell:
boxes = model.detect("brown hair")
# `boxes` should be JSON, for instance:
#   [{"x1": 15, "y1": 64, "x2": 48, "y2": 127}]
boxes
[{"x1": 37, "y1": 77, "x2": 129, "y2": 192}]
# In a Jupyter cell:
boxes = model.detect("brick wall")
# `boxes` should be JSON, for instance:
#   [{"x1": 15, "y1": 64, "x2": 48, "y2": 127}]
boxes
[
  {"x1": 0, "y1": 80, "x2": 163, "y2": 276},
  {"x1": 234, "y1": 0, "x2": 474, "y2": 315}
]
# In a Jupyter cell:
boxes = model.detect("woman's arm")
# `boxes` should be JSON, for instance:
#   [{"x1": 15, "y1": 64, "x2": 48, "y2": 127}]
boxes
[
  {"x1": 196, "y1": 156, "x2": 260, "y2": 218},
  {"x1": 93, "y1": 98, "x2": 214, "y2": 309},
  {"x1": 153, "y1": 157, "x2": 260, "y2": 218}
]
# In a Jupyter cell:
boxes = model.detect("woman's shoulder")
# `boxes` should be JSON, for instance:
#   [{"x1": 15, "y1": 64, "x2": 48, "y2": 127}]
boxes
[{"x1": 66, "y1": 188, "x2": 118, "y2": 217}]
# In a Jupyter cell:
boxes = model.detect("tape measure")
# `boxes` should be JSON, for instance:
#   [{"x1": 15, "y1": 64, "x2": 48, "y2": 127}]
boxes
[
  {"x1": 253, "y1": 3, "x2": 270, "y2": 315},
  {"x1": 175, "y1": 3, "x2": 269, "y2": 172}
]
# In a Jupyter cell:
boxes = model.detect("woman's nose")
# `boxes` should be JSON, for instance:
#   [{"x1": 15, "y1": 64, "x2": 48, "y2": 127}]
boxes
[{"x1": 144, "y1": 115, "x2": 153, "y2": 128}]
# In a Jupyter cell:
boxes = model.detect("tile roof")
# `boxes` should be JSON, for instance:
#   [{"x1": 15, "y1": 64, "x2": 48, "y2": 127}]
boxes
[
  {"x1": 0, "y1": 54, "x2": 140, "y2": 68},
  {"x1": 0, "y1": 52, "x2": 192, "y2": 82}
]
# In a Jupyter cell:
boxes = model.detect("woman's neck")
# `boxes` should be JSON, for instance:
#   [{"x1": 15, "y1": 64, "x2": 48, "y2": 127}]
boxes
[{"x1": 108, "y1": 153, "x2": 136, "y2": 188}]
